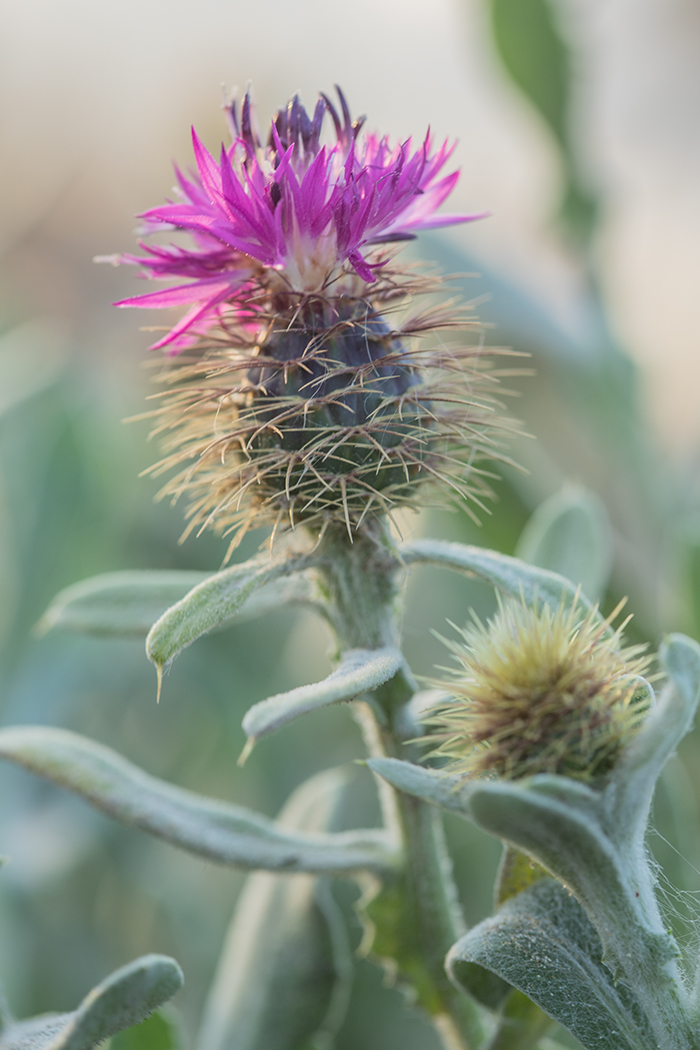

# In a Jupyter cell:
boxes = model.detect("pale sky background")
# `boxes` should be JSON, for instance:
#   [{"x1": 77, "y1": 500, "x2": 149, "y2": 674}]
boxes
[{"x1": 1, "y1": 0, "x2": 699, "y2": 449}]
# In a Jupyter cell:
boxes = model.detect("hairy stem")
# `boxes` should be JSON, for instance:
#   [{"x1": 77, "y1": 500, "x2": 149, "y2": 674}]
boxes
[{"x1": 317, "y1": 523, "x2": 485, "y2": 1049}]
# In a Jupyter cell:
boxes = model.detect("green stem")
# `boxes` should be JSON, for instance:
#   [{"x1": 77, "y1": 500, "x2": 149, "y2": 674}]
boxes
[{"x1": 316, "y1": 523, "x2": 486, "y2": 1050}]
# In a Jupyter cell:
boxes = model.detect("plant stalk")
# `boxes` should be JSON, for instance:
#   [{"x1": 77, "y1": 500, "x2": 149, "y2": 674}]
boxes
[{"x1": 316, "y1": 523, "x2": 486, "y2": 1050}]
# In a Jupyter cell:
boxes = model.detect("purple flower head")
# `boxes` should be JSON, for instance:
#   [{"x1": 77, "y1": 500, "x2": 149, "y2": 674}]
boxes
[{"x1": 113, "y1": 87, "x2": 483, "y2": 352}]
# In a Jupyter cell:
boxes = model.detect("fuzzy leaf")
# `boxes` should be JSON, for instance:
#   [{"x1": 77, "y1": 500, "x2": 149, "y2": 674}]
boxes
[
  {"x1": 611, "y1": 634, "x2": 700, "y2": 846},
  {"x1": 146, "y1": 554, "x2": 309, "y2": 670},
  {"x1": 242, "y1": 648, "x2": 402, "y2": 741},
  {"x1": 402, "y1": 540, "x2": 604, "y2": 628},
  {"x1": 196, "y1": 770, "x2": 353, "y2": 1050},
  {"x1": 40, "y1": 569, "x2": 319, "y2": 639},
  {"x1": 0, "y1": 726, "x2": 396, "y2": 876},
  {"x1": 448, "y1": 879, "x2": 651, "y2": 1050},
  {"x1": 515, "y1": 486, "x2": 612, "y2": 603},
  {"x1": 367, "y1": 758, "x2": 680, "y2": 992},
  {"x1": 38, "y1": 571, "x2": 209, "y2": 637},
  {"x1": 0, "y1": 955, "x2": 183, "y2": 1050},
  {"x1": 447, "y1": 959, "x2": 511, "y2": 1012},
  {"x1": 366, "y1": 757, "x2": 474, "y2": 814},
  {"x1": 463, "y1": 777, "x2": 648, "y2": 965}
]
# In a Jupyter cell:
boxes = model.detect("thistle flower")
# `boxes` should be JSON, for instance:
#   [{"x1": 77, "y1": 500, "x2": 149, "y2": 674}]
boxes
[
  {"x1": 423, "y1": 599, "x2": 652, "y2": 782},
  {"x1": 110, "y1": 88, "x2": 515, "y2": 548}
]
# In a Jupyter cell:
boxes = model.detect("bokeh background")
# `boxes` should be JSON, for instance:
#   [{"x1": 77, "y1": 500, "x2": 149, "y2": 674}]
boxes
[{"x1": 1, "y1": 0, "x2": 700, "y2": 1047}]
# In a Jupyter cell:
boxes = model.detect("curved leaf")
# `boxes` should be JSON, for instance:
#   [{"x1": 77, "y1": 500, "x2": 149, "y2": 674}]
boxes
[
  {"x1": 242, "y1": 647, "x2": 402, "y2": 742},
  {"x1": 515, "y1": 486, "x2": 612, "y2": 603},
  {"x1": 146, "y1": 554, "x2": 310, "y2": 671},
  {"x1": 0, "y1": 955, "x2": 183, "y2": 1050},
  {"x1": 611, "y1": 634, "x2": 700, "y2": 848},
  {"x1": 366, "y1": 757, "x2": 479, "y2": 816},
  {"x1": 40, "y1": 568, "x2": 321, "y2": 639},
  {"x1": 448, "y1": 879, "x2": 650, "y2": 1050},
  {"x1": 484, "y1": 989, "x2": 555, "y2": 1050},
  {"x1": 368, "y1": 756, "x2": 683, "y2": 1014},
  {"x1": 38, "y1": 571, "x2": 209, "y2": 637},
  {"x1": 402, "y1": 540, "x2": 604, "y2": 629},
  {"x1": 0, "y1": 726, "x2": 397, "y2": 877}
]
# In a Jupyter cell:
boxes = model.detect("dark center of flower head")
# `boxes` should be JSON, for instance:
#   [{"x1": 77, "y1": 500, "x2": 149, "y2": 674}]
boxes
[{"x1": 246, "y1": 299, "x2": 423, "y2": 478}]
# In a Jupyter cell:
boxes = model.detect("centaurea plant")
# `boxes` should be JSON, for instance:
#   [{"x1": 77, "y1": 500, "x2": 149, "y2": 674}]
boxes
[{"x1": 0, "y1": 87, "x2": 699, "y2": 1050}]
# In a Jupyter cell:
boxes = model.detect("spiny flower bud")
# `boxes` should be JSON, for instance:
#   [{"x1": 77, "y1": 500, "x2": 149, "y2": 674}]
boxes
[
  {"x1": 110, "y1": 87, "x2": 516, "y2": 549},
  {"x1": 422, "y1": 598, "x2": 653, "y2": 782}
]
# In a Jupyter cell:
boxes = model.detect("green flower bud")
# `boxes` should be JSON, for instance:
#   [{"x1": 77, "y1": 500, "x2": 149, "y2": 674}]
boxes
[{"x1": 423, "y1": 598, "x2": 653, "y2": 782}]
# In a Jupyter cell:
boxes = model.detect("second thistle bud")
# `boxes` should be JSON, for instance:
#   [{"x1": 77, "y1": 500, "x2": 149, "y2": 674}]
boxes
[{"x1": 423, "y1": 598, "x2": 652, "y2": 782}]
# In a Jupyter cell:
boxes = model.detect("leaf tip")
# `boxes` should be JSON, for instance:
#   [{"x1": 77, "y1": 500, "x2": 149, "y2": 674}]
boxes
[{"x1": 237, "y1": 736, "x2": 256, "y2": 767}]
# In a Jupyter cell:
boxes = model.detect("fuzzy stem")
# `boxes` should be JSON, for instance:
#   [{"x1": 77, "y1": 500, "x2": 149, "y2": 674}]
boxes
[{"x1": 316, "y1": 523, "x2": 485, "y2": 1050}]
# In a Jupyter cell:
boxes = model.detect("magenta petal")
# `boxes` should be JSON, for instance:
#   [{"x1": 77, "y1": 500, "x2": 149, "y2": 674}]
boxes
[
  {"x1": 148, "y1": 298, "x2": 225, "y2": 351},
  {"x1": 413, "y1": 211, "x2": 490, "y2": 231},
  {"x1": 110, "y1": 92, "x2": 481, "y2": 350},
  {"x1": 115, "y1": 274, "x2": 244, "y2": 310},
  {"x1": 347, "y1": 250, "x2": 376, "y2": 282}
]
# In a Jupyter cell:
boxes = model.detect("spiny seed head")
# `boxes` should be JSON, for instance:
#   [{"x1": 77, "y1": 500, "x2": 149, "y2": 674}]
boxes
[
  {"x1": 111, "y1": 88, "x2": 519, "y2": 550},
  {"x1": 141, "y1": 283, "x2": 515, "y2": 551},
  {"x1": 422, "y1": 598, "x2": 653, "y2": 782}
]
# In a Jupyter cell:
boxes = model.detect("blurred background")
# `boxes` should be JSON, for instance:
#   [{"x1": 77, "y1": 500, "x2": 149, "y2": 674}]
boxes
[{"x1": 1, "y1": 0, "x2": 700, "y2": 1046}]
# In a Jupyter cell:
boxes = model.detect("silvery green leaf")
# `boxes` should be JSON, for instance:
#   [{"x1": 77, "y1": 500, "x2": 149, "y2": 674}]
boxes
[
  {"x1": 146, "y1": 553, "x2": 310, "y2": 672},
  {"x1": 366, "y1": 758, "x2": 474, "y2": 814},
  {"x1": 497, "y1": 783, "x2": 686, "y2": 1045},
  {"x1": 454, "y1": 849, "x2": 553, "y2": 1035},
  {"x1": 39, "y1": 568, "x2": 320, "y2": 639},
  {"x1": 367, "y1": 757, "x2": 682, "y2": 1008},
  {"x1": 515, "y1": 486, "x2": 612, "y2": 603},
  {"x1": 242, "y1": 648, "x2": 402, "y2": 742},
  {"x1": 610, "y1": 635, "x2": 700, "y2": 849},
  {"x1": 402, "y1": 540, "x2": 604, "y2": 628},
  {"x1": 38, "y1": 571, "x2": 209, "y2": 637},
  {"x1": 0, "y1": 954, "x2": 183, "y2": 1050},
  {"x1": 0, "y1": 726, "x2": 395, "y2": 877},
  {"x1": 226, "y1": 571, "x2": 322, "y2": 625},
  {"x1": 437, "y1": 772, "x2": 683, "y2": 1002},
  {"x1": 197, "y1": 769, "x2": 353, "y2": 1050},
  {"x1": 448, "y1": 879, "x2": 651, "y2": 1050},
  {"x1": 445, "y1": 958, "x2": 510, "y2": 1013},
  {"x1": 464, "y1": 778, "x2": 638, "y2": 951}
]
